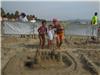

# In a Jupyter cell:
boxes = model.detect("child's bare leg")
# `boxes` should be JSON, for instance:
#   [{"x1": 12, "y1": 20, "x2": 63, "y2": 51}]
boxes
[
  {"x1": 59, "y1": 35, "x2": 64, "y2": 49},
  {"x1": 56, "y1": 36, "x2": 60, "y2": 48},
  {"x1": 39, "y1": 35, "x2": 42, "y2": 48},
  {"x1": 48, "y1": 40, "x2": 52, "y2": 49},
  {"x1": 48, "y1": 40, "x2": 50, "y2": 48},
  {"x1": 41, "y1": 35, "x2": 45, "y2": 49},
  {"x1": 59, "y1": 40, "x2": 63, "y2": 48}
]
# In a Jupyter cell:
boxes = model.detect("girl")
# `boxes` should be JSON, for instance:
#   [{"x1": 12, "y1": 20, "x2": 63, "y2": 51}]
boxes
[
  {"x1": 38, "y1": 20, "x2": 47, "y2": 49},
  {"x1": 47, "y1": 25, "x2": 54, "y2": 48}
]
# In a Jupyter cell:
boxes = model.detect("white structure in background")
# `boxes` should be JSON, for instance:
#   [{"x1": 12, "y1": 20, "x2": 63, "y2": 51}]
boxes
[
  {"x1": 3, "y1": 21, "x2": 35, "y2": 34},
  {"x1": 30, "y1": 16, "x2": 38, "y2": 37},
  {"x1": 33, "y1": 25, "x2": 39, "y2": 35}
]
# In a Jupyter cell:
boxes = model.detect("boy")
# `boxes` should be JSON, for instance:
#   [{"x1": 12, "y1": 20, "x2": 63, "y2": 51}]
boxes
[{"x1": 91, "y1": 12, "x2": 98, "y2": 40}]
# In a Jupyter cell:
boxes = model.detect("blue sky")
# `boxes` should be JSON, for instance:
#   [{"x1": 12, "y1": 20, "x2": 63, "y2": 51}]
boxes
[{"x1": 1, "y1": 1, "x2": 100, "y2": 20}]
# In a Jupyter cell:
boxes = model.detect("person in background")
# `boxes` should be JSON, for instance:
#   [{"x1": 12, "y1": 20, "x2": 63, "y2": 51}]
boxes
[
  {"x1": 91, "y1": 12, "x2": 98, "y2": 40},
  {"x1": 52, "y1": 19, "x2": 64, "y2": 49},
  {"x1": 47, "y1": 24, "x2": 54, "y2": 49},
  {"x1": 38, "y1": 20, "x2": 47, "y2": 49},
  {"x1": 30, "y1": 15, "x2": 37, "y2": 39},
  {"x1": 19, "y1": 13, "x2": 28, "y2": 22},
  {"x1": 30, "y1": 15, "x2": 36, "y2": 23}
]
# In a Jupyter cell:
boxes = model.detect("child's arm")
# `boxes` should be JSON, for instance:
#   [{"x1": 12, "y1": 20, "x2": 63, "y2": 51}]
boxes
[
  {"x1": 38, "y1": 27, "x2": 41, "y2": 33},
  {"x1": 45, "y1": 27, "x2": 48, "y2": 34}
]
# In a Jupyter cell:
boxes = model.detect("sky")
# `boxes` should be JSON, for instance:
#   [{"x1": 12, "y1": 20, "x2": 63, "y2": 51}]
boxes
[{"x1": 1, "y1": 1, "x2": 100, "y2": 20}]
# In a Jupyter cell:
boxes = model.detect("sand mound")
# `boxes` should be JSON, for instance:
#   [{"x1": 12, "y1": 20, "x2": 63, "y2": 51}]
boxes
[
  {"x1": 2, "y1": 50, "x2": 78, "y2": 75},
  {"x1": 2, "y1": 35, "x2": 100, "y2": 75}
]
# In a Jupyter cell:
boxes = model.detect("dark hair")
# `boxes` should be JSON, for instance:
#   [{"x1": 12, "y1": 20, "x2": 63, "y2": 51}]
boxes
[
  {"x1": 42, "y1": 20, "x2": 46, "y2": 24},
  {"x1": 49, "y1": 24, "x2": 52, "y2": 27},
  {"x1": 94, "y1": 12, "x2": 98, "y2": 16},
  {"x1": 21, "y1": 13, "x2": 26, "y2": 17}
]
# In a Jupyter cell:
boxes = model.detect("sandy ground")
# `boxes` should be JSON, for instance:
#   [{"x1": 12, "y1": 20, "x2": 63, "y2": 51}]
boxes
[{"x1": 1, "y1": 35, "x2": 100, "y2": 75}]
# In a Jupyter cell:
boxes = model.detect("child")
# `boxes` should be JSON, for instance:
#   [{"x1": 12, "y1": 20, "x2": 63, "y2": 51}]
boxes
[
  {"x1": 91, "y1": 12, "x2": 98, "y2": 40},
  {"x1": 47, "y1": 25, "x2": 54, "y2": 48},
  {"x1": 52, "y1": 19, "x2": 64, "y2": 49},
  {"x1": 38, "y1": 20, "x2": 47, "y2": 49}
]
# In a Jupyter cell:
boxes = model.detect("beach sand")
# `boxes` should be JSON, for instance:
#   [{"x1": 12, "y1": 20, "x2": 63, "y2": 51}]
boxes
[{"x1": 1, "y1": 35, "x2": 100, "y2": 75}]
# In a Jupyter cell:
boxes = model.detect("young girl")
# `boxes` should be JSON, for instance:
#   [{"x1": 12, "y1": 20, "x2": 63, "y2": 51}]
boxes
[
  {"x1": 47, "y1": 25, "x2": 54, "y2": 48},
  {"x1": 38, "y1": 20, "x2": 47, "y2": 49}
]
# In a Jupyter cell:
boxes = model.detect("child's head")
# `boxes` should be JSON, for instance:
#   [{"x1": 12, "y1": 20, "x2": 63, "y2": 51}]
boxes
[
  {"x1": 52, "y1": 18, "x2": 59, "y2": 26},
  {"x1": 48, "y1": 25, "x2": 52, "y2": 30},
  {"x1": 42, "y1": 20, "x2": 46, "y2": 26},
  {"x1": 94, "y1": 12, "x2": 98, "y2": 16}
]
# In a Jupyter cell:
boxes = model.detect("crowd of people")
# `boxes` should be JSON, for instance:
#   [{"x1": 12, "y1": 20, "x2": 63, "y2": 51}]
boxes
[
  {"x1": 1, "y1": 12, "x2": 36, "y2": 23},
  {"x1": 38, "y1": 19, "x2": 64, "y2": 49},
  {"x1": 19, "y1": 13, "x2": 36, "y2": 23}
]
